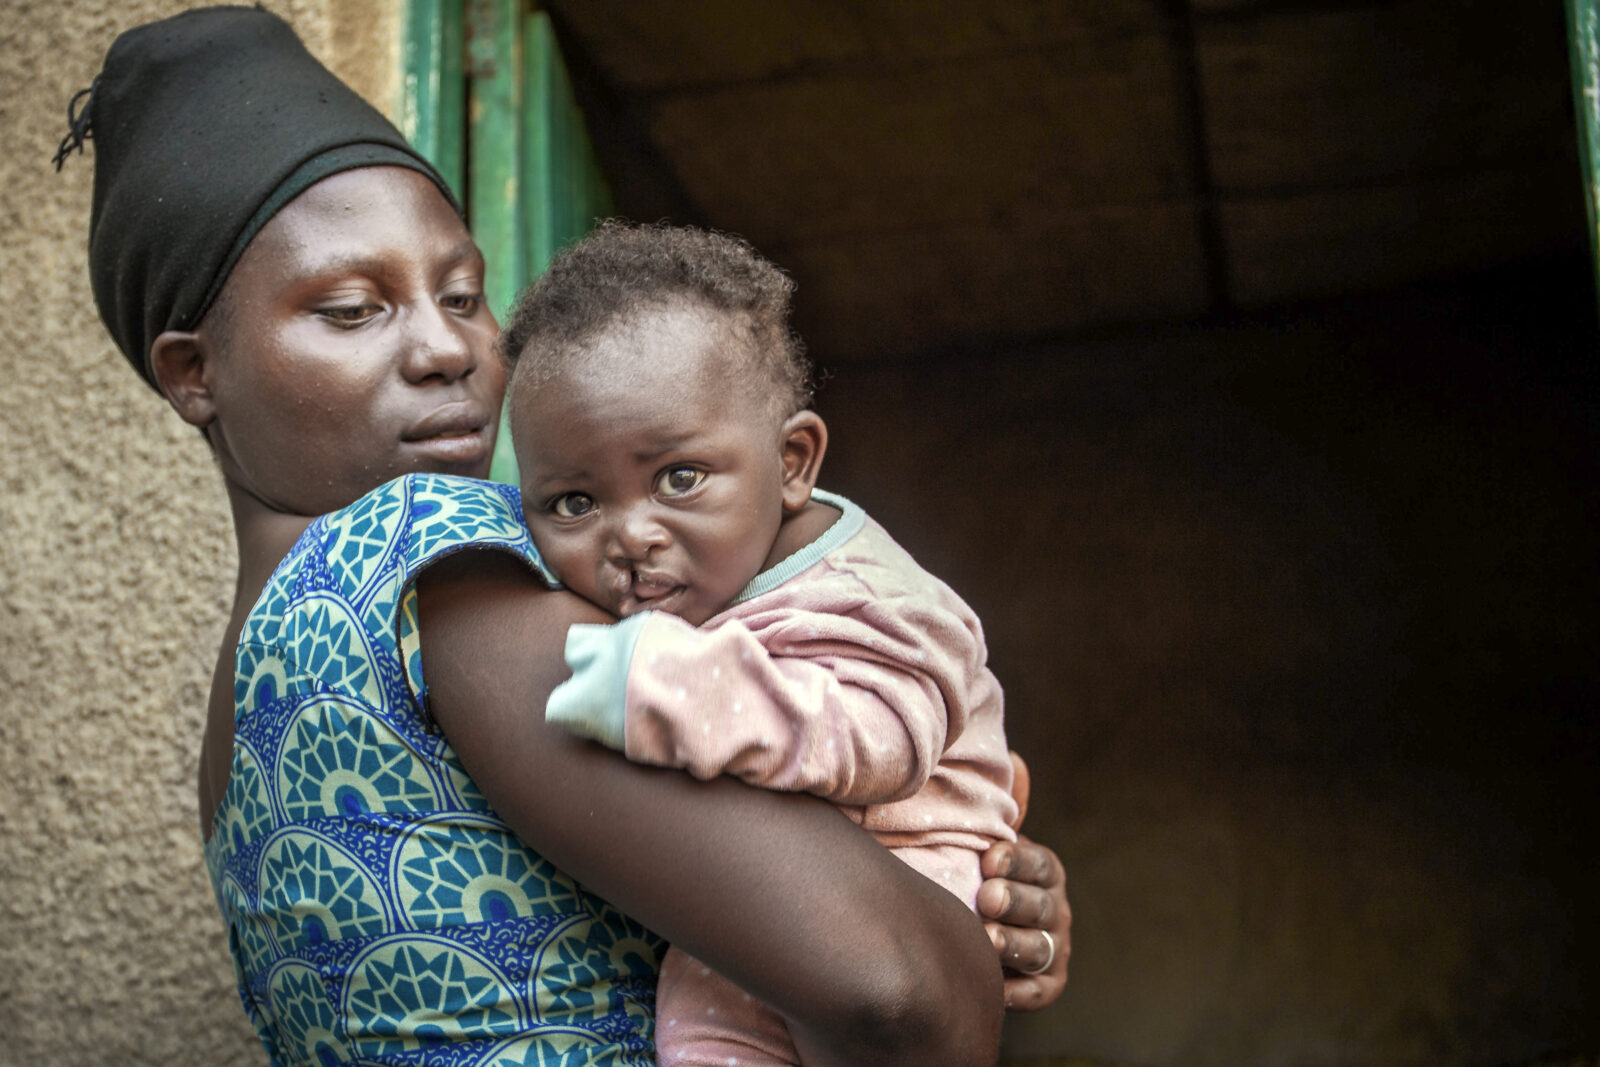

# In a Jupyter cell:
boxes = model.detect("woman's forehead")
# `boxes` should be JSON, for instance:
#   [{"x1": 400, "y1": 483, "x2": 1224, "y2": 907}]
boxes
[
  {"x1": 236, "y1": 166, "x2": 480, "y2": 281},
  {"x1": 267, "y1": 166, "x2": 468, "y2": 242}
]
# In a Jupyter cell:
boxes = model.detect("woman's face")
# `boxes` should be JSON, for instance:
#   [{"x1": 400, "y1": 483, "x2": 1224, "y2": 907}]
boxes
[{"x1": 196, "y1": 166, "x2": 504, "y2": 517}]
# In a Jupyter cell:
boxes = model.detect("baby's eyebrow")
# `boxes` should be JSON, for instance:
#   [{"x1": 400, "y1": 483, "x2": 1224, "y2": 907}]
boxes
[
  {"x1": 630, "y1": 440, "x2": 694, "y2": 463},
  {"x1": 525, "y1": 467, "x2": 590, "y2": 487}
]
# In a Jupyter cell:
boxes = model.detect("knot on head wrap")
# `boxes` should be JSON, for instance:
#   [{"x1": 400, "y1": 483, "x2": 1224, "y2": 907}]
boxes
[{"x1": 65, "y1": 5, "x2": 461, "y2": 391}]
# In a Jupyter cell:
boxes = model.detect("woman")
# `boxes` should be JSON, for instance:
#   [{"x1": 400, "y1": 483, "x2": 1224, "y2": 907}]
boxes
[{"x1": 65, "y1": 7, "x2": 1068, "y2": 1064}]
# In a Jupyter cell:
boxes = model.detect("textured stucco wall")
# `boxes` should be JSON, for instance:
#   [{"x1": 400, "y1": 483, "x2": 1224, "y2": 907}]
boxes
[{"x1": 0, "y1": 3, "x2": 397, "y2": 1062}]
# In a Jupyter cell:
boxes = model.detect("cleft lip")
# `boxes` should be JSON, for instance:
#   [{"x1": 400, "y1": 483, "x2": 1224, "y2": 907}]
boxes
[{"x1": 615, "y1": 568, "x2": 684, "y2": 617}]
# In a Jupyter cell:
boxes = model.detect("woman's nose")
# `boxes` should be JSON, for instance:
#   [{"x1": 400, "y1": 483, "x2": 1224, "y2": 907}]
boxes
[{"x1": 402, "y1": 301, "x2": 479, "y2": 383}]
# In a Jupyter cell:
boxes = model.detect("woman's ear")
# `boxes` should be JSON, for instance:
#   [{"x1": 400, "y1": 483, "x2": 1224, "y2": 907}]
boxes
[
  {"x1": 149, "y1": 330, "x2": 217, "y2": 428},
  {"x1": 778, "y1": 410, "x2": 828, "y2": 514}
]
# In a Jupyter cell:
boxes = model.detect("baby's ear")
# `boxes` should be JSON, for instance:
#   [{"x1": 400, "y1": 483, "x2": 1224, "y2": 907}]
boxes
[
  {"x1": 149, "y1": 330, "x2": 217, "y2": 429},
  {"x1": 778, "y1": 410, "x2": 828, "y2": 513}
]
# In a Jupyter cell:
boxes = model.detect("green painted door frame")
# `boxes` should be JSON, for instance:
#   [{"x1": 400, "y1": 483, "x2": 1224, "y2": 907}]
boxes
[
  {"x1": 1568, "y1": 0, "x2": 1600, "y2": 307},
  {"x1": 396, "y1": 0, "x2": 613, "y2": 484}
]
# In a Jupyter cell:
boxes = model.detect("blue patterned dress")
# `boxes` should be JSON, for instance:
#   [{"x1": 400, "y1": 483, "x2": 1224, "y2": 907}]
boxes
[{"x1": 203, "y1": 473, "x2": 664, "y2": 1067}]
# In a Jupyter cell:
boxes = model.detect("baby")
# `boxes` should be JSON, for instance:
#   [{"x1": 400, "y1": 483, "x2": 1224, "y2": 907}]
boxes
[{"x1": 502, "y1": 222, "x2": 1017, "y2": 1067}]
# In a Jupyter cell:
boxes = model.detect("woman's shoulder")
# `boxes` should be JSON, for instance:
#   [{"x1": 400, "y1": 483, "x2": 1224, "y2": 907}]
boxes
[
  {"x1": 392, "y1": 472, "x2": 547, "y2": 576},
  {"x1": 281, "y1": 474, "x2": 550, "y2": 595},
  {"x1": 331, "y1": 472, "x2": 532, "y2": 561},
  {"x1": 238, "y1": 473, "x2": 555, "y2": 667}
]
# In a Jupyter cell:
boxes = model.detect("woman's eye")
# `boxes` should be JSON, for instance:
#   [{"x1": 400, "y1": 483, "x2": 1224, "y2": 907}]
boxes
[
  {"x1": 320, "y1": 304, "x2": 379, "y2": 326},
  {"x1": 656, "y1": 467, "x2": 705, "y2": 497},
  {"x1": 442, "y1": 292, "x2": 483, "y2": 313},
  {"x1": 551, "y1": 493, "x2": 595, "y2": 519}
]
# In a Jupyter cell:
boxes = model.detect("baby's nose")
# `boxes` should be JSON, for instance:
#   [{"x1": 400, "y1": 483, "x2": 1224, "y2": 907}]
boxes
[{"x1": 610, "y1": 507, "x2": 670, "y2": 559}]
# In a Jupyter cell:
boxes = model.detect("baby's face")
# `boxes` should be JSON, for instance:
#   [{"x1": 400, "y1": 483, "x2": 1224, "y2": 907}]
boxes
[{"x1": 514, "y1": 305, "x2": 788, "y2": 626}]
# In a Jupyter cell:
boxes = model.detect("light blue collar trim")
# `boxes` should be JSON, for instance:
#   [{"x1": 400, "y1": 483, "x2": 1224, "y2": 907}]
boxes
[{"x1": 729, "y1": 489, "x2": 864, "y2": 605}]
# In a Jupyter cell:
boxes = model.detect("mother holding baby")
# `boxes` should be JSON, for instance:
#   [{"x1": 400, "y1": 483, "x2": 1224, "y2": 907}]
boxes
[{"x1": 64, "y1": 7, "x2": 1068, "y2": 1064}]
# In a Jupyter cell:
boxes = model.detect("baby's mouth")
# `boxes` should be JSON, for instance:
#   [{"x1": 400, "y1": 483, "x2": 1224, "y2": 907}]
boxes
[
  {"x1": 617, "y1": 569, "x2": 683, "y2": 615},
  {"x1": 630, "y1": 569, "x2": 677, "y2": 600}
]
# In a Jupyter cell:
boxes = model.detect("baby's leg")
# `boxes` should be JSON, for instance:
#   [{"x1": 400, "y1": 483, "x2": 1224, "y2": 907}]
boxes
[
  {"x1": 654, "y1": 945, "x2": 797, "y2": 1066},
  {"x1": 891, "y1": 842, "x2": 985, "y2": 909}
]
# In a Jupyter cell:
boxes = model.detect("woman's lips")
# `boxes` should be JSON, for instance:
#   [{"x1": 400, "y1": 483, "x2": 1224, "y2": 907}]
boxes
[
  {"x1": 404, "y1": 402, "x2": 491, "y2": 442},
  {"x1": 402, "y1": 404, "x2": 494, "y2": 465}
]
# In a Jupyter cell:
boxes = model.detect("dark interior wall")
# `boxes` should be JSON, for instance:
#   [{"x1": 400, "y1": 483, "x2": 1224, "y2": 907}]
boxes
[
  {"x1": 812, "y1": 260, "x2": 1599, "y2": 1064},
  {"x1": 548, "y1": 1, "x2": 1581, "y2": 356}
]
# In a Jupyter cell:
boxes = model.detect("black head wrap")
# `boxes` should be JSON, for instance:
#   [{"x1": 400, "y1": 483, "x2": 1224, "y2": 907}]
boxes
[{"x1": 58, "y1": 5, "x2": 462, "y2": 391}]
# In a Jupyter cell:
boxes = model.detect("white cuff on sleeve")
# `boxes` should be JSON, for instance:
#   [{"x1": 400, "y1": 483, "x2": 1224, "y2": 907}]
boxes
[{"x1": 544, "y1": 611, "x2": 653, "y2": 751}]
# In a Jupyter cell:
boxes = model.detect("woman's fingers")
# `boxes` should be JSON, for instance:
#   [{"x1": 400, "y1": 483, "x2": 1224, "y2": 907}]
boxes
[
  {"x1": 983, "y1": 920, "x2": 1068, "y2": 1009},
  {"x1": 980, "y1": 836, "x2": 1062, "y2": 889},
  {"x1": 999, "y1": 968, "x2": 1062, "y2": 1011},
  {"x1": 975, "y1": 870, "x2": 1050, "y2": 928},
  {"x1": 976, "y1": 833, "x2": 1071, "y2": 1011}
]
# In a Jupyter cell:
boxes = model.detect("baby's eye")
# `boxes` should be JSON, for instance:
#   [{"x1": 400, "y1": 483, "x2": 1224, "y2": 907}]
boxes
[
  {"x1": 550, "y1": 493, "x2": 596, "y2": 519},
  {"x1": 441, "y1": 291, "x2": 483, "y2": 313},
  {"x1": 656, "y1": 467, "x2": 705, "y2": 497}
]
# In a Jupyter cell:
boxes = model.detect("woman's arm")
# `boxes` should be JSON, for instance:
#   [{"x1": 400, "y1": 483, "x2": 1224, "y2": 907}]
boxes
[{"x1": 417, "y1": 550, "x2": 1003, "y2": 1066}]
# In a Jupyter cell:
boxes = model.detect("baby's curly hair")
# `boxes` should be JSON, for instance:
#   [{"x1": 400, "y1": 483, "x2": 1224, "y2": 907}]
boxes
[{"x1": 501, "y1": 221, "x2": 813, "y2": 418}]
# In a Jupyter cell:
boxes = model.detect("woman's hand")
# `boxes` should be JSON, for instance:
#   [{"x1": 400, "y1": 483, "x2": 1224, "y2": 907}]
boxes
[{"x1": 976, "y1": 753, "x2": 1071, "y2": 1010}]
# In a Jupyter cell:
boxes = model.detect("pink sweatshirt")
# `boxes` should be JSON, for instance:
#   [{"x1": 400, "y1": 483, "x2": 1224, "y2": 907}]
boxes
[
  {"x1": 547, "y1": 491, "x2": 1016, "y2": 1065},
  {"x1": 547, "y1": 490, "x2": 1017, "y2": 902}
]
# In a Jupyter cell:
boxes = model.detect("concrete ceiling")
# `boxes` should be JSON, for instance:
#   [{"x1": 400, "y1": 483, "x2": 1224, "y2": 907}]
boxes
[{"x1": 545, "y1": 1, "x2": 1583, "y2": 363}]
